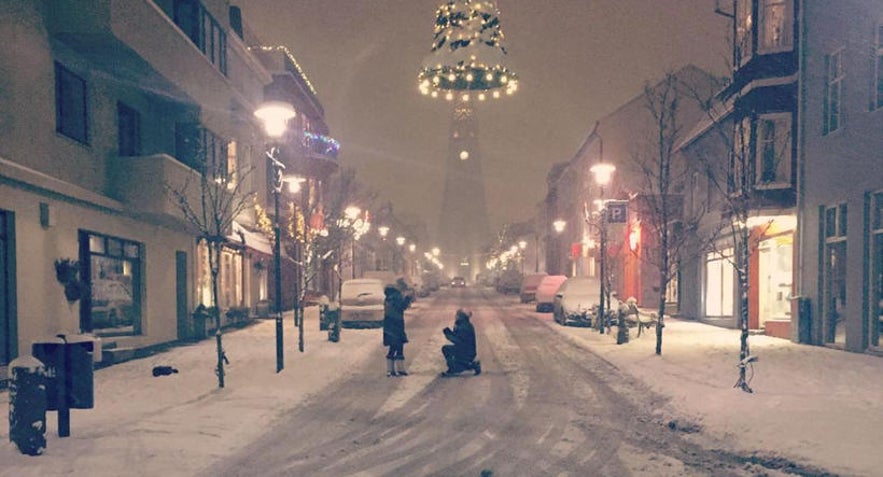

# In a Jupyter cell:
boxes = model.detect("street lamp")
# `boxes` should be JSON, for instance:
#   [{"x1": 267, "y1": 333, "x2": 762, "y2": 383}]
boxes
[
  {"x1": 255, "y1": 99, "x2": 296, "y2": 373},
  {"x1": 590, "y1": 161, "x2": 619, "y2": 341}
]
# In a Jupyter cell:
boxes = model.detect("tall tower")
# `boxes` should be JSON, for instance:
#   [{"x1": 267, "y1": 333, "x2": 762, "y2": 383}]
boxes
[
  {"x1": 417, "y1": 0, "x2": 518, "y2": 277},
  {"x1": 439, "y1": 100, "x2": 491, "y2": 277}
]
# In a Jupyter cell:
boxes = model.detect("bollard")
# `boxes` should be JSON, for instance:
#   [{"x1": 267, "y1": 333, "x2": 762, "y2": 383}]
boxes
[{"x1": 8, "y1": 355, "x2": 47, "y2": 456}]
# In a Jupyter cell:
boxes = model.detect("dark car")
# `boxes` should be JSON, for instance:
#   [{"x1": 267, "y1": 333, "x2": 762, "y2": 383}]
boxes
[{"x1": 451, "y1": 276, "x2": 466, "y2": 287}]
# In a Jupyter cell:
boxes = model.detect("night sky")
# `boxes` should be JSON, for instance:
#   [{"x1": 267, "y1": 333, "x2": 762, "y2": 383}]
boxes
[{"x1": 242, "y1": 1, "x2": 730, "y2": 235}]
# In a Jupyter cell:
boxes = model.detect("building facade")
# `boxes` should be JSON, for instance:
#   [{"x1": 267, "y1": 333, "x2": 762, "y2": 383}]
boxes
[
  {"x1": 0, "y1": 0, "x2": 337, "y2": 369},
  {"x1": 680, "y1": 0, "x2": 883, "y2": 354}
]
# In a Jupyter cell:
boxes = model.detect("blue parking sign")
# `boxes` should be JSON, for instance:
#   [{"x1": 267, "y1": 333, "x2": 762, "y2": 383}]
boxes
[{"x1": 607, "y1": 201, "x2": 628, "y2": 224}]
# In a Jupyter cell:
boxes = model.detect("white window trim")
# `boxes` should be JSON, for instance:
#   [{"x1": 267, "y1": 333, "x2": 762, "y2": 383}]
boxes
[
  {"x1": 754, "y1": 112, "x2": 793, "y2": 190},
  {"x1": 824, "y1": 48, "x2": 845, "y2": 135}
]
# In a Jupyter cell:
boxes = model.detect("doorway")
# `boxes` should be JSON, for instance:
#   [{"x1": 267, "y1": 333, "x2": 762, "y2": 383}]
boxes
[
  {"x1": 0, "y1": 210, "x2": 16, "y2": 366},
  {"x1": 758, "y1": 234, "x2": 793, "y2": 329}
]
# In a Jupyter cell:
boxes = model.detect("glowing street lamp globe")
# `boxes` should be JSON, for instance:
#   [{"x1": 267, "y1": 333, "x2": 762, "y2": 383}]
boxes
[
  {"x1": 590, "y1": 162, "x2": 616, "y2": 187},
  {"x1": 553, "y1": 219, "x2": 567, "y2": 234},
  {"x1": 254, "y1": 101, "x2": 296, "y2": 138}
]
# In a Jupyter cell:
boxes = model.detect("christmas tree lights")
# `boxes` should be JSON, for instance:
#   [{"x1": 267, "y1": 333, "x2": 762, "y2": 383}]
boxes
[{"x1": 418, "y1": 0, "x2": 518, "y2": 101}]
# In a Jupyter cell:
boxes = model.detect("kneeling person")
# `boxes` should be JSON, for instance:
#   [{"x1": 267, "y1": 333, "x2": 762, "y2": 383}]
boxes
[{"x1": 441, "y1": 308, "x2": 481, "y2": 376}]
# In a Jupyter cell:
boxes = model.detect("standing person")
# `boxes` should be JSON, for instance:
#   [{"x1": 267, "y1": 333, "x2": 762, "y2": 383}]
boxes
[
  {"x1": 383, "y1": 285, "x2": 413, "y2": 377},
  {"x1": 441, "y1": 308, "x2": 481, "y2": 376}
]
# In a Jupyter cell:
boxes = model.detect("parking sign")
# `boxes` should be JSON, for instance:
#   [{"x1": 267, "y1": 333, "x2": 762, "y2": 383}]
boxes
[{"x1": 606, "y1": 201, "x2": 628, "y2": 224}]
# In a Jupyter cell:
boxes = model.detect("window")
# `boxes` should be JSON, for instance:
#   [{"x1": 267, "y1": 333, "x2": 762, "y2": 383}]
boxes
[
  {"x1": 824, "y1": 49, "x2": 844, "y2": 134},
  {"x1": 175, "y1": 123, "x2": 228, "y2": 175},
  {"x1": 117, "y1": 102, "x2": 141, "y2": 156},
  {"x1": 755, "y1": 113, "x2": 792, "y2": 188},
  {"x1": 705, "y1": 248, "x2": 734, "y2": 317},
  {"x1": 871, "y1": 192, "x2": 883, "y2": 347},
  {"x1": 171, "y1": 0, "x2": 227, "y2": 75},
  {"x1": 730, "y1": 117, "x2": 751, "y2": 195},
  {"x1": 759, "y1": 0, "x2": 792, "y2": 53},
  {"x1": 735, "y1": 0, "x2": 753, "y2": 66},
  {"x1": 824, "y1": 203, "x2": 848, "y2": 239},
  {"x1": 823, "y1": 204, "x2": 848, "y2": 344},
  {"x1": 55, "y1": 63, "x2": 88, "y2": 144},
  {"x1": 874, "y1": 23, "x2": 883, "y2": 110},
  {"x1": 83, "y1": 231, "x2": 142, "y2": 335}
]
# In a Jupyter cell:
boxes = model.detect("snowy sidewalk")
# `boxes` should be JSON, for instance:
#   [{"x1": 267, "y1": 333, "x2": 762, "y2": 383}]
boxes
[
  {"x1": 0, "y1": 307, "x2": 384, "y2": 477},
  {"x1": 541, "y1": 315, "x2": 883, "y2": 477}
]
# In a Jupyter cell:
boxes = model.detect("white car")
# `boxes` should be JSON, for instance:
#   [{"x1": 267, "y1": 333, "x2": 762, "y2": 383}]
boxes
[
  {"x1": 534, "y1": 275, "x2": 567, "y2": 312},
  {"x1": 552, "y1": 276, "x2": 620, "y2": 327},
  {"x1": 340, "y1": 278, "x2": 385, "y2": 328}
]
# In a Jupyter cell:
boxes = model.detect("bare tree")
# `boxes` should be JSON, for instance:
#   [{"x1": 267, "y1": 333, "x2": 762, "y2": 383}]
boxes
[
  {"x1": 168, "y1": 158, "x2": 255, "y2": 388},
  {"x1": 681, "y1": 72, "x2": 781, "y2": 393},
  {"x1": 627, "y1": 72, "x2": 709, "y2": 354}
]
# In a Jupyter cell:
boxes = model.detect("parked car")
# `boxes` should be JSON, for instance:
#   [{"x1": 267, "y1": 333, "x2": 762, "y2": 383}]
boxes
[
  {"x1": 450, "y1": 276, "x2": 466, "y2": 287},
  {"x1": 496, "y1": 269, "x2": 522, "y2": 294},
  {"x1": 552, "y1": 276, "x2": 620, "y2": 326},
  {"x1": 340, "y1": 278, "x2": 385, "y2": 328},
  {"x1": 519, "y1": 273, "x2": 547, "y2": 303},
  {"x1": 534, "y1": 275, "x2": 567, "y2": 312}
]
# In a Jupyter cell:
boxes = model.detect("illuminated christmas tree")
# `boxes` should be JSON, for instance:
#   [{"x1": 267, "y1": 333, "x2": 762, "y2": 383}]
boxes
[{"x1": 418, "y1": 0, "x2": 519, "y2": 101}]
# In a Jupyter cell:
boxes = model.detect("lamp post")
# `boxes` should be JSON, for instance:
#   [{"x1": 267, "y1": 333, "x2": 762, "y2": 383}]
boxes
[
  {"x1": 590, "y1": 161, "x2": 617, "y2": 340},
  {"x1": 552, "y1": 219, "x2": 566, "y2": 275},
  {"x1": 255, "y1": 100, "x2": 296, "y2": 373}
]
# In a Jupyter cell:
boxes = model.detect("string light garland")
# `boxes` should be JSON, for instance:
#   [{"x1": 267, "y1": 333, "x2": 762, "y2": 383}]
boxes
[
  {"x1": 250, "y1": 45, "x2": 318, "y2": 96},
  {"x1": 303, "y1": 131, "x2": 340, "y2": 158},
  {"x1": 418, "y1": 0, "x2": 518, "y2": 100}
]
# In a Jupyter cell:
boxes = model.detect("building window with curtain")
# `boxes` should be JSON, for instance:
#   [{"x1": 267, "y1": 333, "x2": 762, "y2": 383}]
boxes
[
  {"x1": 755, "y1": 113, "x2": 792, "y2": 188},
  {"x1": 824, "y1": 49, "x2": 844, "y2": 134},
  {"x1": 735, "y1": 0, "x2": 753, "y2": 66},
  {"x1": 759, "y1": 0, "x2": 792, "y2": 53}
]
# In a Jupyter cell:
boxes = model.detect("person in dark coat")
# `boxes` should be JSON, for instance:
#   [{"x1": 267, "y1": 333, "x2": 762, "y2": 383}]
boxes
[
  {"x1": 383, "y1": 285, "x2": 413, "y2": 377},
  {"x1": 441, "y1": 308, "x2": 481, "y2": 376}
]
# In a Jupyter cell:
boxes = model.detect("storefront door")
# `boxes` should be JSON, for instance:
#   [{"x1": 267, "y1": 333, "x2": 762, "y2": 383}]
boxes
[{"x1": 758, "y1": 235, "x2": 793, "y2": 329}]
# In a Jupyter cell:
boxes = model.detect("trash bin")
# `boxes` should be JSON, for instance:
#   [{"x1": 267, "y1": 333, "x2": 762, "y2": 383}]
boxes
[
  {"x1": 326, "y1": 303, "x2": 340, "y2": 342},
  {"x1": 8, "y1": 355, "x2": 47, "y2": 456},
  {"x1": 797, "y1": 297, "x2": 812, "y2": 344},
  {"x1": 192, "y1": 305, "x2": 209, "y2": 341},
  {"x1": 31, "y1": 335, "x2": 94, "y2": 411}
]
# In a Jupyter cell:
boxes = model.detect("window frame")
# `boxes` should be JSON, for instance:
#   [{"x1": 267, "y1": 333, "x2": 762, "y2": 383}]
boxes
[
  {"x1": 117, "y1": 102, "x2": 142, "y2": 156},
  {"x1": 824, "y1": 48, "x2": 845, "y2": 135},
  {"x1": 735, "y1": 0, "x2": 754, "y2": 67},
  {"x1": 54, "y1": 62, "x2": 89, "y2": 144},
  {"x1": 754, "y1": 112, "x2": 793, "y2": 189},
  {"x1": 171, "y1": 0, "x2": 227, "y2": 76},
  {"x1": 757, "y1": 0, "x2": 793, "y2": 55}
]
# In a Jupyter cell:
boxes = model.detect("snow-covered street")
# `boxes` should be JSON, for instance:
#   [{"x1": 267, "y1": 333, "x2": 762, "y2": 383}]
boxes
[{"x1": 2, "y1": 288, "x2": 881, "y2": 476}]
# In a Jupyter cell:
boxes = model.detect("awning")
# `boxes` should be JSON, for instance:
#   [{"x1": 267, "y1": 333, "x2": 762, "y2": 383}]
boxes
[{"x1": 230, "y1": 222, "x2": 273, "y2": 256}]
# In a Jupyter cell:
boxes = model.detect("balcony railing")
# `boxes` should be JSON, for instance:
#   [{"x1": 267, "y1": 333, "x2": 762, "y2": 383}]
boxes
[{"x1": 302, "y1": 132, "x2": 340, "y2": 160}]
